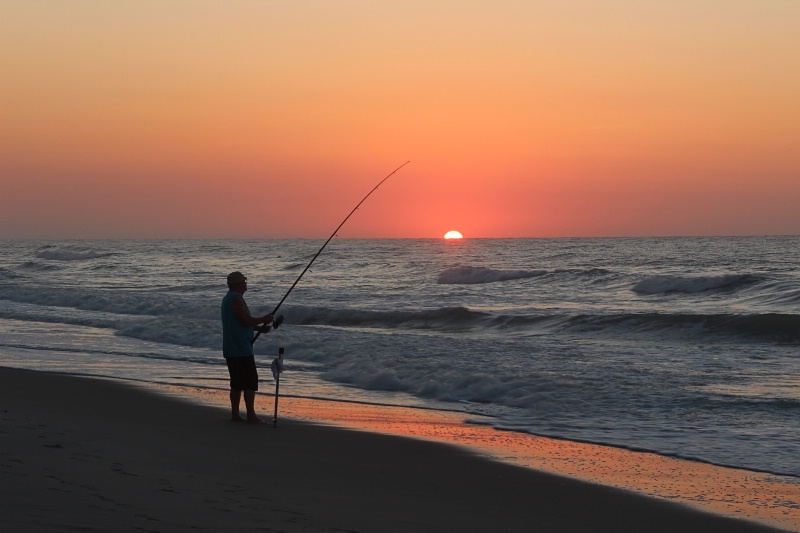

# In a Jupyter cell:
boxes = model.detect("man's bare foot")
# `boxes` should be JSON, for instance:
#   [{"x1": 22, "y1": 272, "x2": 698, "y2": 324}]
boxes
[
  {"x1": 232, "y1": 414, "x2": 245, "y2": 422},
  {"x1": 246, "y1": 416, "x2": 265, "y2": 425}
]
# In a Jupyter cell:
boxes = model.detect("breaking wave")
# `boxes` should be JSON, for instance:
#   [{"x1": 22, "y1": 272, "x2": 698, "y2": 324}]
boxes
[
  {"x1": 2, "y1": 277, "x2": 797, "y2": 344},
  {"x1": 35, "y1": 247, "x2": 116, "y2": 261},
  {"x1": 438, "y1": 266, "x2": 547, "y2": 284},
  {"x1": 282, "y1": 305, "x2": 563, "y2": 333},
  {"x1": 280, "y1": 306, "x2": 800, "y2": 343}
]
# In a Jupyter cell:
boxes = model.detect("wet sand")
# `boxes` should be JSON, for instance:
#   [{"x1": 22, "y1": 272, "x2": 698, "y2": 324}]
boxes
[
  {"x1": 1, "y1": 367, "x2": 793, "y2": 532},
  {"x1": 272, "y1": 393, "x2": 800, "y2": 531}
]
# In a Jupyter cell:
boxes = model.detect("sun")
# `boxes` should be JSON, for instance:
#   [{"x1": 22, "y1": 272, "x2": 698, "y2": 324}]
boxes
[{"x1": 443, "y1": 230, "x2": 464, "y2": 240}]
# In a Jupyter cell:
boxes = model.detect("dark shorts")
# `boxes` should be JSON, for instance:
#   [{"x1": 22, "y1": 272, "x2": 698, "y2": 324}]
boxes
[{"x1": 225, "y1": 356, "x2": 259, "y2": 391}]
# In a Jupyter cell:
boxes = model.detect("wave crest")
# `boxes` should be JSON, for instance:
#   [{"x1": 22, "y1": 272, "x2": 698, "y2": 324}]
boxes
[
  {"x1": 438, "y1": 266, "x2": 546, "y2": 284},
  {"x1": 633, "y1": 274, "x2": 760, "y2": 294},
  {"x1": 35, "y1": 248, "x2": 116, "y2": 261}
]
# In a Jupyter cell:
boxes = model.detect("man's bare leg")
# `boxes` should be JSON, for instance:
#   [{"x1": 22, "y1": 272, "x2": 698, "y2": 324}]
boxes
[
  {"x1": 244, "y1": 390, "x2": 263, "y2": 424},
  {"x1": 230, "y1": 389, "x2": 245, "y2": 422}
]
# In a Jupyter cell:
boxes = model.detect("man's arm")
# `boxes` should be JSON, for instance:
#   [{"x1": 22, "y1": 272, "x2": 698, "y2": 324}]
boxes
[{"x1": 231, "y1": 295, "x2": 273, "y2": 327}]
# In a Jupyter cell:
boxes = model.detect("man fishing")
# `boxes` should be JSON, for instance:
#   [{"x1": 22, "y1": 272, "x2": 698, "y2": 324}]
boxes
[{"x1": 221, "y1": 271, "x2": 273, "y2": 424}]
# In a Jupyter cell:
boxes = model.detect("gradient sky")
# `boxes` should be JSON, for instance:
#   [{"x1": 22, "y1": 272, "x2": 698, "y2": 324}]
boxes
[{"x1": 1, "y1": 1, "x2": 798, "y2": 239}]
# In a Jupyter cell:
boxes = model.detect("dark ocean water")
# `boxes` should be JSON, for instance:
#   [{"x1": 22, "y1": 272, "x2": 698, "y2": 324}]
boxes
[{"x1": 1, "y1": 237, "x2": 798, "y2": 476}]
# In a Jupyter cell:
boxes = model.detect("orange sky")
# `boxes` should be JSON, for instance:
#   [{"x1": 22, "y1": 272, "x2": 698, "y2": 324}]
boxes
[{"x1": 1, "y1": 1, "x2": 798, "y2": 239}]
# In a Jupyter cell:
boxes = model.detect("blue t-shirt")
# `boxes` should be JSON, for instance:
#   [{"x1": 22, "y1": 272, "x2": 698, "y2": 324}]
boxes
[{"x1": 221, "y1": 290, "x2": 254, "y2": 357}]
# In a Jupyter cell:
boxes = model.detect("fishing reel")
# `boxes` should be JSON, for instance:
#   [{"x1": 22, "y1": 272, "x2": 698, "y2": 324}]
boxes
[
  {"x1": 256, "y1": 314, "x2": 283, "y2": 336},
  {"x1": 252, "y1": 314, "x2": 285, "y2": 344}
]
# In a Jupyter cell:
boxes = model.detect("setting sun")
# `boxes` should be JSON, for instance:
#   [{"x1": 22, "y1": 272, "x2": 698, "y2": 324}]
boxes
[{"x1": 444, "y1": 230, "x2": 464, "y2": 240}]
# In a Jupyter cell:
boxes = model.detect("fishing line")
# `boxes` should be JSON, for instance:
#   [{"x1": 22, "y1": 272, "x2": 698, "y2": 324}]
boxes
[{"x1": 252, "y1": 160, "x2": 410, "y2": 344}]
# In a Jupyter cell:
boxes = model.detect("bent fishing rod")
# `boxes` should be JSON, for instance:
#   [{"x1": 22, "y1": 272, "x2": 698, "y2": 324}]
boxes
[{"x1": 252, "y1": 160, "x2": 410, "y2": 344}]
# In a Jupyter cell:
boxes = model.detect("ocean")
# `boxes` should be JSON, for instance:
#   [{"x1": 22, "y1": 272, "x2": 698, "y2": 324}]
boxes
[{"x1": 1, "y1": 237, "x2": 798, "y2": 477}]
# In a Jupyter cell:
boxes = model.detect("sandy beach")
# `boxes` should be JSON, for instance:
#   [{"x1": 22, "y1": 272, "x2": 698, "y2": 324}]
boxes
[{"x1": 1, "y1": 367, "x2": 793, "y2": 532}]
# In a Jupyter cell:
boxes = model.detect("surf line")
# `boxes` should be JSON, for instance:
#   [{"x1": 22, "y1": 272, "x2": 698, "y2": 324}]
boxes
[{"x1": 252, "y1": 160, "x2": 411, "y2": 345}]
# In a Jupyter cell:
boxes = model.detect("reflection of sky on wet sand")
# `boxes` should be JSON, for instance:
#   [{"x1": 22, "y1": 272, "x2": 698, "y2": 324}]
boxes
[{"x1": 161, "y1": 384, "x2": 800, "y2": 532}]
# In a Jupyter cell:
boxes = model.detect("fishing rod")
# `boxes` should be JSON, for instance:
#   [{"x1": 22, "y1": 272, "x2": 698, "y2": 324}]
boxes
[{"x1": 252, "y1": 160, "x2": 410, "y2": 344}]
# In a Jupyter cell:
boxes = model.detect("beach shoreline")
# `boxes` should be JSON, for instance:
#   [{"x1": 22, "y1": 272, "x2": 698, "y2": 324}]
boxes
[
  {"x1": 261, "y1": 391, "x2": 800, "y2": 531},
  {"x1": 1, "y1": 366, "x2": 795, "y2": 532}
]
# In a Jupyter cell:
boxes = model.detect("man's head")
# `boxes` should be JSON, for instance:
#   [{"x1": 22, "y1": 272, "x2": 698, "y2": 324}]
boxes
[{"x1": 227, "y1": 271, "x2": 247, "y2": 291}]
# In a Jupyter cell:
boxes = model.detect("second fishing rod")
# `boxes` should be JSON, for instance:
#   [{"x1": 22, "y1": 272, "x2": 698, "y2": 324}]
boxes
[{"x1": 252, "y1": 161, "x2": 410, "y2": 344}]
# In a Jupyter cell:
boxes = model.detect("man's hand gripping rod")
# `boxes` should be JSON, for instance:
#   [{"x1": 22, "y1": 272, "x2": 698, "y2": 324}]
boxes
[{"x1": 252, "y1": 161, "x2": 410, "y2": 344}]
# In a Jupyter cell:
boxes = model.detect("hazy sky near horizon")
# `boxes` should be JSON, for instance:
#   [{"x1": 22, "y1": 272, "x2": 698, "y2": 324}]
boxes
[{"x1": 2, "y1": 1, "x2": 799, "y2": 239}]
